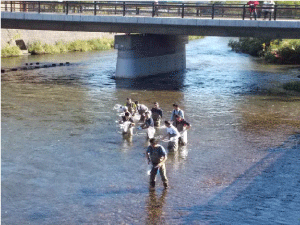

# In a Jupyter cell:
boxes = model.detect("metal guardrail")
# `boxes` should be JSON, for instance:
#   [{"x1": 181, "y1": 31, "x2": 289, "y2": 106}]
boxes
[{"x1": 1, "y1": 1, "x2": 300, "y2": 21}]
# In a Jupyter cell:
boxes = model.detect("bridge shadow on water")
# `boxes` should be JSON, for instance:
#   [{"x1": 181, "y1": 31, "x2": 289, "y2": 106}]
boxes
[
  {"x1": 114, "y1": 70, "x2": 186, "y2": 91},
  {"x1": 179, "y1": 135, "x2": 300, "y2": 225}
]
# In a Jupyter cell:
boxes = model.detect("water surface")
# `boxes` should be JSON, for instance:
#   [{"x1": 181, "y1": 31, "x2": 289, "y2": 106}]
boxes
[{"x1": 2, "y1": 37, "x2": 300, "y2": 224}]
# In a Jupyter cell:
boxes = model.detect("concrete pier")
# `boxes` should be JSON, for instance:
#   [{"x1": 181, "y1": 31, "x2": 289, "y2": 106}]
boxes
[{"x1": 114, "y1": 34, "x2": 188, "y2": 78}]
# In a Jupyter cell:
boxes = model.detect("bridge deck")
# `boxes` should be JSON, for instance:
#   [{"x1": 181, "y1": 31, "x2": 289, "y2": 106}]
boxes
[{"x1": 2, "y1": 11, "x2": 300, "y2": 39}]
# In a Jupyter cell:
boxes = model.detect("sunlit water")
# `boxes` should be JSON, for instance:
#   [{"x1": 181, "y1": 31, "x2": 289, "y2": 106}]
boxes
[{"x1": 2, "y1": 37, "x2": 300, "y2": 224}]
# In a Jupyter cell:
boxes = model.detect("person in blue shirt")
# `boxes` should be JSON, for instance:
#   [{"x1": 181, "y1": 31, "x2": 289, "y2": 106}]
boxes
[
  {"x1": 170, "y1": 103, "x2": 184, "y2": 123},
  {"x1": 146, "y1": 138, "x2": 168, "y2": 189}
]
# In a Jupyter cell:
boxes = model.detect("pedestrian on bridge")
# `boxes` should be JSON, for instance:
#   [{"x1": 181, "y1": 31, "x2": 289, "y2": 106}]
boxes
[
  {"x1": 262, "y1": 1, "x2": 275, "y2": 20},
  {"x1": 247, "y1": 1, "x2": 259, "y2": 20}
]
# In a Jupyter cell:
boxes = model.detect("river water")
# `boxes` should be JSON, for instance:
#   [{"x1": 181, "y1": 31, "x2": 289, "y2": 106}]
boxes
[{"x1": 1, "y1": 37, "x2": 300, "y2": 225}]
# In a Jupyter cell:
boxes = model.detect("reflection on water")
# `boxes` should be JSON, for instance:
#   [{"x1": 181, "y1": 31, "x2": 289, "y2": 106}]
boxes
[
  {"x1": 115, "y1": 71, "x2": 185, "y2": 91},
  {"x1": 146, "y1": 189, "x2": 168, "y2": 225},
  {"x1": 1, "y1": 37, "x2": 300, "y2": 225}
]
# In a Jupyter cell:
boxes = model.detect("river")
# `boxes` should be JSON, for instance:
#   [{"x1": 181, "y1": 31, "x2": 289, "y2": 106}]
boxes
[{"x1": 1, "y1": 37, "x2": 300, "y2": 225}]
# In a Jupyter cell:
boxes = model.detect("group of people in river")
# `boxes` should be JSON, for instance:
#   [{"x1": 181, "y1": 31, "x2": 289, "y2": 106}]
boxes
[{"x1": 116, "y1": 98, "x2": 191, "y2": 189}]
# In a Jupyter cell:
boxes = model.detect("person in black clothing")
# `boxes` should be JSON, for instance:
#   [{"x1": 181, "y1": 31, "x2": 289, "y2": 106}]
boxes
[
  {"x1": 120, "y1": 112, "x2": 134, "y2": 123},
  {"x1": 151, "y1": 102, "x2": 163, "y2": 127}
]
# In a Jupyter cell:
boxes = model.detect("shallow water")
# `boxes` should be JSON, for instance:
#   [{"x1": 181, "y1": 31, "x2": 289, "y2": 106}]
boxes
[{"x1": 2, "y1": 37, "x2": 300, "y2": 224}]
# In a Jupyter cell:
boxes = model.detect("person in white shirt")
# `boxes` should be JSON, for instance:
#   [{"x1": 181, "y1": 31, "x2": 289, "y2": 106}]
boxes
[
  {"x1": 135, "y1": 101, "x2": 149, "y2": 122},
  {"x1": 262, "y1": 1, "x2": 274, "y2": 20},
  {"x1": 163, "y1": 121, "x2": 180, "y2": 151}
]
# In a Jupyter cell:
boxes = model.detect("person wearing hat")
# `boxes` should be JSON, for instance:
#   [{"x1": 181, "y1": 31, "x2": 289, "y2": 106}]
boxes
[
  {"x1": 146, "y1": 138, "x2": 169, "y2": 189},
  {"x1": 151, "y1": 102, "x2": 163, "y2": 127}
]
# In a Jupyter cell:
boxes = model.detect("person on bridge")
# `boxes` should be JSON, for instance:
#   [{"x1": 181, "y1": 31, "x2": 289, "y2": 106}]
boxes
[
  {"x1": 151, "y1": 102, "x2": 163, "y2": 127},
  {"x1": 174, "y1": 115, "x2": 191, "y2": 146},
  {"x1": 135, "y1": 101, "x2": 150, "y2": 122},
  {"x1": 146, "y1": 138, "x2": 169, "y2": 189},
  {"x1": 262, "y1": 1, "x2": 275, "y2": 20},
  {"x1": 170, "y1": 103, "x2": 184, "y2": 125},
  {"x1": 247, "y1": 1, "x2": 259, "y2": 20}
]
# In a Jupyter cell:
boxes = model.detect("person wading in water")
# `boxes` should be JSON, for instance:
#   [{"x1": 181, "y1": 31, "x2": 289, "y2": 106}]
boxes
[
  {"x1": 163, "y1": 120, "x2": 180, "y2": 151},
  {"x1": 170, "y1": 103, "x2": 184, "y2": 125},
  {"x1": 119, "y1": 112, "x2": 135, "y2": 136},
  {"x1": 174, "y1": 115, "x2": 191, "y2": 146},
  {"x1": 146, "y1": 138, "x2": 169, "y2": 189},
  {"x1": 151, "y1": 102, "x2": 163, "y2": 127},
  {"x1": 125, "y1": 98, "x2": 136, "y2": 115},
  {"x1": 135, "y1": 101, "x2": 149, "y2": 123},
  {"x1": 141, "y1": 112, "x2": 155, "y2": 139}
]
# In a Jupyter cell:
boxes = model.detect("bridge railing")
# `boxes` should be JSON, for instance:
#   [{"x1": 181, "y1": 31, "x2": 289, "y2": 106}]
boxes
[{"x1": 1, "y1": 1, "x2": 300, "y2": 21}]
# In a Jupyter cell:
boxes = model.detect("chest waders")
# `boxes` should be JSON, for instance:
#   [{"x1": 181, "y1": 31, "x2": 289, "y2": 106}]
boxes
[
  {"x1": 149, "y1": 147, "x2": 168, "y2": 189},
  {"x1": 152, "y1": 112, "x2": 161, "y2": 127},
  {"x1": 146, "y1": 127, "x2": 155, "y2": 140},
  {"x1": 168, "y1": 133, "x2": 178, "y2": 152},
  {"x1": 138, "y1": 108, "x2": 146, "y2": 122},
  {"x1": 121, "y1": 121, "x2": 134, "y2": 136},
  {"x1": 176, "y1": 122, "x2": 188, "y2": 146},
  {"x1": 179, "y1": 130, "x2": 187, "y2": 146}
]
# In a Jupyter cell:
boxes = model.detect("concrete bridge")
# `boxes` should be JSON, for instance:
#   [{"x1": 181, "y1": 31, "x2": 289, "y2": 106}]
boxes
[{"x1": 2, "y1": 1, "x2": 300, "y2": 78}]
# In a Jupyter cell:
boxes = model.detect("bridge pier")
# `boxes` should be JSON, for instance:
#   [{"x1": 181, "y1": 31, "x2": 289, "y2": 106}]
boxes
[{"x1": 114, "y1": 34, "x2": 188, "y2": 79}]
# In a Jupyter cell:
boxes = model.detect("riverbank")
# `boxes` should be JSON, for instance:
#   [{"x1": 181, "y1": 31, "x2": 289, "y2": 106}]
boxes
[
  {"x1": 1, "y1": 28, "x2": 116, "y2": 58},
  {"x1": 2, "y1": 38, "x2": 114, "y2": 58},
  {"x1": 228, "y1": 38, "x2": 300, "y2": 65}
]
